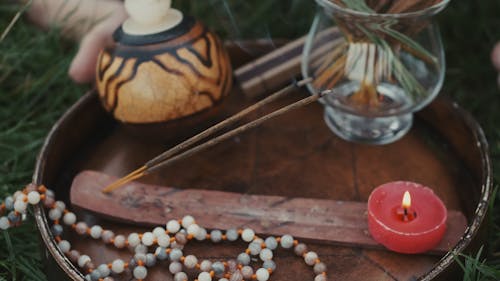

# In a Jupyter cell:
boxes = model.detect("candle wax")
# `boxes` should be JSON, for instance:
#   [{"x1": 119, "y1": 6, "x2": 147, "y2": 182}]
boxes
[{"x1": 367, "y1": 181, "x2": 447, "y2": 254}]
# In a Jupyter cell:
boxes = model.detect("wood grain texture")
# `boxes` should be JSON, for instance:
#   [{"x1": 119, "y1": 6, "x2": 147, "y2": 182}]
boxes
[
  {"x1": 71, "y1": 170, "x2": 467, "y2": 255},
  {"x1": 234, "y1": 28, "x2": 343, "y2": 98},
  {"x1": 34, "y1": 91, "x2": 487, "y2": 281},
  {"x1": 33, "y1": 40, "x2": 491, "y2": 281}
]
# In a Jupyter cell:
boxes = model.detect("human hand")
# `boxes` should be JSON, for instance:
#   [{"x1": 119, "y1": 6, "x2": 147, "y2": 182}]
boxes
[
  {"x1": 68, "y1": 8, "x2": 127, "y2": 83},
  {"x1": 492, "y1": 42, "x2": 500, "y2": 89},
  {"x1": 27, "y1": 0, "x2": 127, "y2": 83}
]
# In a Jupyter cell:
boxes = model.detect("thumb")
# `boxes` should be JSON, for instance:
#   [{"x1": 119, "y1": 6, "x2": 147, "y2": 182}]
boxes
[
  {"x1": 492, "y1": 42, "x2": 500, "y2": 72},
  {"x1": 492, "y1": 43, "x2": 500, "y2": 89}
]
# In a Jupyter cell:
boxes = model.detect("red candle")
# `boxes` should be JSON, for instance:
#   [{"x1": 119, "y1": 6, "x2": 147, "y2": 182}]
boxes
[{"x1": 367, "y1": 181, "x2": 447, "y2": 254}]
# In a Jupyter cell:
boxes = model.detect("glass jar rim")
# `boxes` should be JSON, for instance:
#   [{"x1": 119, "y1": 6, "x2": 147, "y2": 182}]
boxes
[{"x1": 316, "y1": 0, "x2": 450, "y2": 18}]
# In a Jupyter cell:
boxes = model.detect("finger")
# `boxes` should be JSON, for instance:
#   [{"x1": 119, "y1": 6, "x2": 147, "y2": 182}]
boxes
[
  {"x1": 68, "y1": 29, "x2": 112, "y2": 83},
  {"x1": 68, "y1": 8, "x2": 127, "y2": 83},
  {"x1": 492, "y1": 42, "x2": 500, "y2": 72}
]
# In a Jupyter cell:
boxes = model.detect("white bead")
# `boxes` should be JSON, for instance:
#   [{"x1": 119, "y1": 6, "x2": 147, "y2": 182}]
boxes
[
  {"x1": 48, "y1": 208, "x2": 62, "y2": 221},
  {"x1": 134, "y1": 252, "x2": 147, "y2": 263},
  {"x1": 198, "y1": 272, "x2": 212, "y2": 281},
  {"x1": 259, "y1": 248, "x2": 273, "y2": 261},
  {"x1": 304, "y1": 251, "x2": 318, "y2": 266},
  {"x1": 135, "y1": 244, "x2": 148, "y2": 254},
  {"x1": 157, "y1": 233, "x2": 171, "y2": 247},
  {"x1": 4, "y1": 196, "x2": 13, "y2": 210},
  {"x1": 256, "y1": 268, "x2": 270, "y2": 281},
  {"x1": 45, "y1": 189, "x2": 55, "y2": 198},
  {"x1": 314, "y1": 274, "x2": 327, "y2": 281},
  {"x1": 97, "y1": 264, "x2": 111, "y2": 277},
  {"x1": 195, "y1": 227, "x2": 207, "y2": 241},
  {"x1": 77, "y1": 255, "x2": 91, "y2": 268},
  {"x1": 187, "y1": 224, "x2": 200, "y2": 236},
  {"x1": 27, "y1": 191, "x2": 40, "y2": 205},
  {"x1": 264, "y1": 237, "x2": 278, "y2": 250},
  {"x1": 114, "y1": 235, "x2": 126, "y2": 248},
  {"x1": 128, "y1": 233, "x2": 141, "y2": 247},
  {"x1": 14, "y1": 200, "x2": 27, "y2": 213},
  {"x1": 218, "y1": 279, "x2": 229, "y2": 281},
  {"x1": 241, "y1": 266, "x2": 254, "y2": 279},
  {"x1": 174, "y1": 272, "x2": 188, "y2": 281},
  {"x1": 225, "y1": 229, "x2": 238, "y2": 241},
  {"x1": 169, "y1": 261, "x2": 182, "y2": 274},
  {"x1": 63, "y1": 212, "x2": 76, "y2": 225},
  {"x1": 181, "y1": 215, "x2": 195, "y2": 228},
  {"x1": 90, "y1": 225, "x2": 103, "y2": 239},
  {"x1": 200, "y1": 260, "x2": 212, "y2": 272},
  {"x1": 133, "y1": 265, "x2": 148, "y2": 279},
  {"x1": 280, "y1": 234, "x2": 294, "y2": 249},
  {"x1": 153, "y1": 226, "x2": 166, "y2": 237},
  {"x1": 58, "y1": 240, "x2": 71, "y2": 253},
  {"x1": 111, "y1": 259, "x2": 125, "y2": 273},
  {"x1": 249, "y1": 241, "x2": 262, "y2": 255},
  {"x1": 166, "y1": 220, "x2": 181, "y2": 233},
  {"x1": 184, "y1": 255, "x2": 198, "y2": 269},
  {"x1": 170, "y1": 249, "x2": 183, "y2": 261},
  {"x1": 13, "y1": 191, "x2": 24, "y2": 201},
  {"x1": 241, "y1": 228, "x2": 255, "y2": 242},
  {"x1": 54, "y1": 201, "x2": 66, "y2": 211},
  {"x1": 254, "y1": 238, "x2": 264, "y2": 244},
  {"x1": 0, "y1": 217, "x2": 10, "y2": 230},
  {"x1": 142, "y1": 232, "x2": 155, "y2": 246}
]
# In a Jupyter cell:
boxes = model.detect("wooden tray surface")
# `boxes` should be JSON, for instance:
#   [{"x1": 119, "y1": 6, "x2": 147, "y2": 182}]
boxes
[
  {"x1": 32, "y1": 45, "x2": 491, "y2": 281},
  {"x1": 32, "y1": 89, "x2": 491, "y2": 281}
]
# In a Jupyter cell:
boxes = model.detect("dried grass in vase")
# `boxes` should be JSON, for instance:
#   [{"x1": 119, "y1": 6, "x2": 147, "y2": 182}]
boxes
[{"x1": 310, "y1": 0, "x2": 445, "y2": 111}]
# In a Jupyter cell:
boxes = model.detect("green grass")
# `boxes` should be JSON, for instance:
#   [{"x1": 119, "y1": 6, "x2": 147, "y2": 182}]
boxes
[
  {"x1": 456, "y1": 247, "x2": 500, "y2": 281},
  {"x1": 0, "y1": 1, "x2": 499, "y2": 280},
  {"x1": 0, "y1": 3, "x2": 84, "y2": 280}
]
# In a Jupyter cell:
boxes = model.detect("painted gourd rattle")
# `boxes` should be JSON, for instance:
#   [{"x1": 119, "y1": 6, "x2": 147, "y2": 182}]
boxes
[{"x1": 96, "y1": 0, "x2": 232, "y2": 124}]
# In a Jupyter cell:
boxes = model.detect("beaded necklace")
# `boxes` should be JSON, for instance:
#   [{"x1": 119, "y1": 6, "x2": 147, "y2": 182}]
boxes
[{"x1": 1, "y1": 184, "x2": 328, "y2": 281}]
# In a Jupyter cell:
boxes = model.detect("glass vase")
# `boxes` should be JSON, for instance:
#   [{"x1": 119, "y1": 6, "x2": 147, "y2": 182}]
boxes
[{"x1": 302, "y1": 0, "x2": 449, "y2": 144}]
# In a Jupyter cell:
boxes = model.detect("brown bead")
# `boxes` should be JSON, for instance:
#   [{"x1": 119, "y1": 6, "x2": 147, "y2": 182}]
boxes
[
  {"x1": 229, "y1": 270, "x2": 243, "y2": 281},
  {"x1": 170, "y1": 241, "x2": 183, "y2": 249},
  {"x1": 83, "y1": 261, "x2": 95, "y2": 272},
  {"x1": 24, "y1": 184, "x2": 37, "y2": 193},
  {"x1": 314, "y1": 262, "x2": 327, "y2": 274},
  {"x1": 101, "y1": 230, "x2": 115, "y2": 244},
  {"x1": 75, "y1": 222, "x2": 88, "y2": 235},
  {"x1": 227, "y1": 259, "x2": 238, "y2": 273},
  {"x1": 43, "y1": 196, "x2": 55, "y2": 208},
  {"x1": 175, "y1": 232, "x2": 188, "y2": 245},
  {"x1": 67, "y1": 250, "x2": 80, "y2": 263},
  {"x1": 294, "y1": 243, "x2": 308, "y2": 256}
]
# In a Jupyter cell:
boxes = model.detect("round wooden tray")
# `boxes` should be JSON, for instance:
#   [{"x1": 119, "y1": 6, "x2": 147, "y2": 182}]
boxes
[{"x1": 33, "y1": 51, "x2": 492, "y2": 281}]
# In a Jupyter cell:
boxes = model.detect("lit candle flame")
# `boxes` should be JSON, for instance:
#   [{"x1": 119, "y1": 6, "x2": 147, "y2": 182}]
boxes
[{"x1": 402, "y1": 191, "x2": 411, "y2": 209}]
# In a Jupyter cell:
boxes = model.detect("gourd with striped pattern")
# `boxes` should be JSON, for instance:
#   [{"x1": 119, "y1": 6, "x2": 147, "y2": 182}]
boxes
[{"x1": 96, "y1": 2, "x2": 232, "y2": 124}]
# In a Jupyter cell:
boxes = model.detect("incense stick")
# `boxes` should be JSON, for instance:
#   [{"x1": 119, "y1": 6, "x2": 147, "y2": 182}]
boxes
[
  {"x1": 102, "y1": 78, "x2": 313, "y2": 193},
  {"x1": 146, "y1": 89, "x2": 329, "y2": 175}
]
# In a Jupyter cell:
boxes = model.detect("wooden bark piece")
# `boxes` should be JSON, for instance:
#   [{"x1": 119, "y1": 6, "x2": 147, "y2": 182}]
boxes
[{"x1": 71, "y1": 170, "x2": 466, "y2": 255}]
